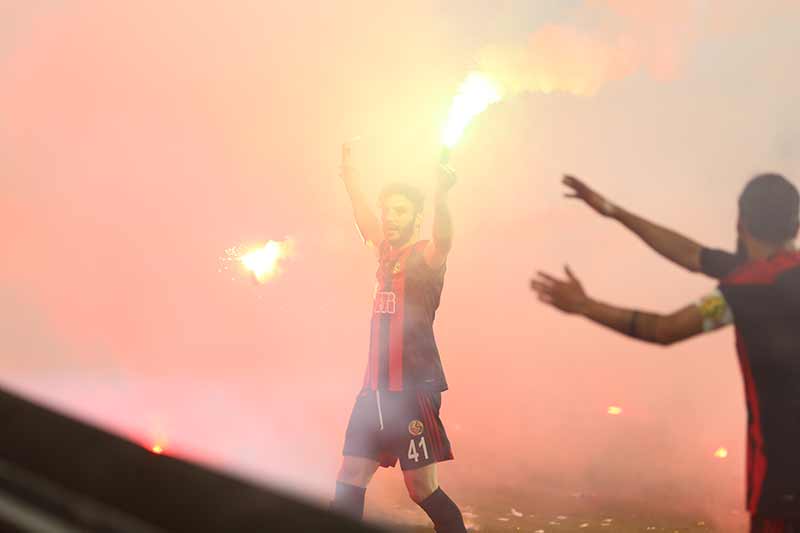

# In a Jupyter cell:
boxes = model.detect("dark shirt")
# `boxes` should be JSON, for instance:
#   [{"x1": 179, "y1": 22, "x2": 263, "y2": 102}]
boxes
[{"x1": 702, "y1": 247, "x2": 800, "y2": 516}]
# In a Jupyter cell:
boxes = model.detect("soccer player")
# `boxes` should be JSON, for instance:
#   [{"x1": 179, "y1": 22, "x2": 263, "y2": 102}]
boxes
[
  {"x1": 531, "y1": 173, "x2": 800, "y2": 533},
  {"x1": 331, "y1": 143, "x2": 467, "y2": 533}
]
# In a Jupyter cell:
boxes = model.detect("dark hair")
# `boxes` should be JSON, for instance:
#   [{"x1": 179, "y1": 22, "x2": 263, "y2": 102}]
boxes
[
  {"x1": 379, "y1": 183, "x2": 424, "y2": 214},
  {"x1": 739, "y1": 173, "x2": 799, "y2": 243}
]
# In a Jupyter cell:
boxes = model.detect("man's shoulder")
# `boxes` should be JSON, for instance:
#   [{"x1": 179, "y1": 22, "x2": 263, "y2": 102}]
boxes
[{"x1": 722, "y1": 250, "x2": 800, "y2": 286}]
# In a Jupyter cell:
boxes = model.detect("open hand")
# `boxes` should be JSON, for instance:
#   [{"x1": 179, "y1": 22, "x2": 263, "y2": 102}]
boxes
[
  {"x1": 530, "y1": 266, "x2": 589, "y2": 315},
  {"x1": 563, "y1": 175, "x2": 615, "y2": 217}
]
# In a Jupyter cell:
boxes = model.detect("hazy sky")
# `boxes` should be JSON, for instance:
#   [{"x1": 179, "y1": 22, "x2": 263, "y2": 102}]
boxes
[{"x1": 2, "y1": 1, "x2": 799, "y2": 530}]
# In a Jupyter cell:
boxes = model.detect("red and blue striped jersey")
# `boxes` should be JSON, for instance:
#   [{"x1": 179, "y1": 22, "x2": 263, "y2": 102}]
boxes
[{"x1": 362, "y1": 240, "x2": 448, "y2": 392}]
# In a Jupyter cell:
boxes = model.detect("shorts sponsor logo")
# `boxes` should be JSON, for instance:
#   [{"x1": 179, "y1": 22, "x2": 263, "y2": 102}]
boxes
[{"x1": 408, "y1": 420, "x2": 424, "y2": 436}]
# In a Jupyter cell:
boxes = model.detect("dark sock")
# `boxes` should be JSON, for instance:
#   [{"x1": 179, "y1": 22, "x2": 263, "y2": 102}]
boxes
[
  {"x1": 418, "y1": 487, "x2": 467, "y2": 533},
  {"x1": 331, "y1": 481, "x2": 367, "y2": 520}
]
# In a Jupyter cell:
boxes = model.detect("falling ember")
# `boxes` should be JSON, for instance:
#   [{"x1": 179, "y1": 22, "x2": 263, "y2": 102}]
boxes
[
  {"x1": 607, "y1": 406, "x2": 623, "y2": 415},
  {"x1": 440, "y1": 71, "x2": 503, "y2": 149},
  {"x1": 714, "y1": 447, "x2": 728, "y2": 459}
]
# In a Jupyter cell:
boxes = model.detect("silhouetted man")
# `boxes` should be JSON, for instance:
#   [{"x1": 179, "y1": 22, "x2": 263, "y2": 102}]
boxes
[{"x1": 532, "y1": 173, "x2": 800, "y2": 533}]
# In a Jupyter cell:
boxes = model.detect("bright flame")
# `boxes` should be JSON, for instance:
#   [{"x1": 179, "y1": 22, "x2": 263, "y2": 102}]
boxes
[
  {"x1": 714, "y1": 447, "x2": 728, "y2": 459},
  {"x1": 151, "y1": 444, "x2": 164, "y2": 454},
  {"x1": 607, "y1": 406, "x2": 623, "y2": 415},
  {"x1": 440, "y1": 72, "x2": 503, "y2": 149},
  {"x1": 239, "y1": 240, "x2": 292, "y2": 283}
]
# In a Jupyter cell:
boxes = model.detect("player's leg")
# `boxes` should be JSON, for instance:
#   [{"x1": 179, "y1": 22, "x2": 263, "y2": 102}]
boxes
[
  {"x1": 397, "y1": 391, "x2": 466, "y2": 533},
  {"x1": 332, "y1": 455, "x2": 380, "y2": 519},
  {"x1": 403, "y1": 461, "x2": 437, "y2": 503},
  {"x1": 332, "y1": 391, "x2": 383, "y2": 519},
  {"x1": 403, "y1": 463, "x2": 466, "y2": 533},
  {"x1": 337, "y1": 455, "x2": 380, "y2": 487}
]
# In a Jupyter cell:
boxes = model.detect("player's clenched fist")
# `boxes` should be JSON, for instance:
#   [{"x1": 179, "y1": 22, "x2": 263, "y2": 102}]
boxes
[{"x1": 340, "y1": 143, "x2": 358, "y2": 183}]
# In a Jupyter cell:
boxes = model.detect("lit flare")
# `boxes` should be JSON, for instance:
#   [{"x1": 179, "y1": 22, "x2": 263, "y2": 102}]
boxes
[
  {"x1": 440, "y1": 72, "x2": 502, "y2": 149},
  {"x1": 239, "y1": 240, "x2": 292, "y2": 284}
]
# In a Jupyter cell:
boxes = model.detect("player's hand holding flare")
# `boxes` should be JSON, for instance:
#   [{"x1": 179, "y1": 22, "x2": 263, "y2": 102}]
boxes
[
  {"x1": 436, "y1": 164, "x2": 458, "y2": 196},
  {"x1": 563, "y1": 174, "x2": 616, "y2": 217},
  {"x1": 531, "y1": 266, "x2": 590, "y2": 315},
  {"x1": 340, "y1": 141, "x2": 357, "y2": 184}
]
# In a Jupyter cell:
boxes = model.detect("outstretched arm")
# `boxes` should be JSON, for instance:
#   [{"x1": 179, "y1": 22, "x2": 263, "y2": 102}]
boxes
[
  {"x1": 530, "y1": 267, "x2": 732, "y2": 345},
  {"x1": 563, "y1": 175, "x2": 704, "y2": 273},
  {"x1": 340, "y1": 143, "x2": 382, "y2": 247},
  {"x1": 424, "y1": 165, "x2": 457, "y2": 269}
]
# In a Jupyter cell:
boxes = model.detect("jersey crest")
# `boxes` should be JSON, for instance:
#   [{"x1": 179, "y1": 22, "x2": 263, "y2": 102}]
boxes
[{"x1": 408, "y1": 420, "x2": 424, "y2": 436}]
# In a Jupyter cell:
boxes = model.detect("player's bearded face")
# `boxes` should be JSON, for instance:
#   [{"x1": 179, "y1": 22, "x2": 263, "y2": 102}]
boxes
[{"x1": 381, "y1": 195, "x2": 419, "y2": 246}]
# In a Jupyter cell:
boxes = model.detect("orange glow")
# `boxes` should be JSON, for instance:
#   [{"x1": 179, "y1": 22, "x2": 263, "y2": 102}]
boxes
[
  {"x1": 238, "y1": 239, "x2": 293, "y2": 284},
  {"x1": 607, "y1": 406, "x2": 623, "y2": 415},
  {"x1": 441, "y1": 72, "x2": 502, "y2": 149},
  {"x1": 714, "y1": 447, "x2": 728, "y2": 459},
  {"x1": 151, "y1": 444, "x2": 164, "y2": 454}
]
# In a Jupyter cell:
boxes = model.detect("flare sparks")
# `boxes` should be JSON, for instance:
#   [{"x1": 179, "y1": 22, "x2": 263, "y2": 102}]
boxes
[{"x1": 239, "y1": 240, "x2": 293, "y2": 284}]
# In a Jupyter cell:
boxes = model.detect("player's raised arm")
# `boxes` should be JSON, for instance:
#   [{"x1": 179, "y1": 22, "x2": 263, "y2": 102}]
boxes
[
  {"x1": 562, "y1": 175, "x2": 711, "y2": 274},
  {"x1": 424, "y1": 164, "x2": 457, "y2": 270},
  {"x1": 530, "y1": 266, "x2": 733, "y2": 345},
  {"x1": 340, "y1": 143, "x2": 382, "y2": 247}
]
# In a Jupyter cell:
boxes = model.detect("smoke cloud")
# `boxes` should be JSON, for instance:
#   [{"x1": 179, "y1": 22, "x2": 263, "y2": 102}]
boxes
[
  {"x1": 478, "y1": 0, "x2": 800, "y2": 96},
  {"x1": 1, "y1": 2, "x2": 798, "y2": 531}
]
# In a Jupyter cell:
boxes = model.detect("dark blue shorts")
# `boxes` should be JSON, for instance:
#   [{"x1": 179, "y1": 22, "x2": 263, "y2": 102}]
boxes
[{"x1": 342, "y1": 389, "x2": 454, "y2": 471}]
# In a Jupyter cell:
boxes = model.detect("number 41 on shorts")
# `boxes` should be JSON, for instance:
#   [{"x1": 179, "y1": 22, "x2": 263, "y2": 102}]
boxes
[{"x1": 408, "y1": 437, "x2": 429, "y2": 463}]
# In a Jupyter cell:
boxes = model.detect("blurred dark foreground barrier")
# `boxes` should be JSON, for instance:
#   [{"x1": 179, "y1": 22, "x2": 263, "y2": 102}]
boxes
[{"x1": 0, "y1": 385, "x2": 383, "y2": 533}]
